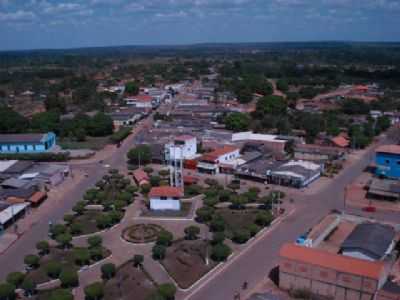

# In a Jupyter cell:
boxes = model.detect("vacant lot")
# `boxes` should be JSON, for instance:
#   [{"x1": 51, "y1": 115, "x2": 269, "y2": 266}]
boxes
[
  {"x1": 104, "y1": 262, "x2": 156, "y2": 300},
  {"x1": 216, "y1": 208, "x2": 260, "y2": 238},
  {"x1": 161, "y1": 239, "x2": 217, "y2": 289},
  {"x1": 59, "y1": 136, "x2": 110, "y2": 150}
]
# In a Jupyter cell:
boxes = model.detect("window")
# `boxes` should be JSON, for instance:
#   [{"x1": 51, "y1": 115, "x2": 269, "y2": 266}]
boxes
[
  {"x1": 24, "y1": 145, "x2": 28, "y2": 151},
  {"x1": 385, "y1": 159, "x2": 390, "y2": 164}
]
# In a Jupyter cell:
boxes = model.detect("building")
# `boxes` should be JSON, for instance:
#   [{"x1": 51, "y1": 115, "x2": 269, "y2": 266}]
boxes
[
  {"x1": 279, "y1": 243, "x2": 387, "y2": 300},
  {"x1": 132, "y1": 169, "x2": 150, "y2": 187},
  {"x1": 109, "y1": 111, "x2": 142, "y2": 128},
  {"x1": 232, "y1": 132, "x2": 287, "y2": 154},
  {"x1": 340, "y1": 223, "x2": 395, "y2": 261},
  {"x1": 294, "y1": 144, "x2": 346, "y2": 162},
  {"x1": 165, "y1": 135, "x2": 197, "y2": 162},
  {"x1": 268, "y1": 160, "x2": 322, "y2": 188},
  {"x1": 367, "y1": 178, "x2": 400, "y2": 201},
  {"x1": 375, "y1": 145, "x2": 400, "y2": 179},
  {"x1": 149, "y1": 186, "x2": 183, "y2": 211},
  {"x1": 125, "y1": 95, "x2": 155, "y2": 108},
  {"x1": 0, "y1": 133, "x2": 56, "y2": 153},
  {"x1": 197, "y1": 145, "x2": 240, "y2": 174}
]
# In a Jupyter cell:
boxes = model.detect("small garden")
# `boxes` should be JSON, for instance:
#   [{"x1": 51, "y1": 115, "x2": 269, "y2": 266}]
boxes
[
  {"x1": 121, "y1": 224, "x2": 164, "y2": 244},
  {"x1": 62, "y1": 169, "x2": 137, "y2": 236},
  {"x1": 100, "y1": 258, "x2": 177, "y2": 300},
  {"x1": 195, "y1": 181, "x2": 277, "y2": 245},
  {"x1": 0, "y1": 236, "x2": 109, "y2": 300},
  {"x1": 151, "y1": 225, "x2": 229, "y2": 289},
  {"x1": 24, "y1": 235, "x2": 110, "y2": 285}
]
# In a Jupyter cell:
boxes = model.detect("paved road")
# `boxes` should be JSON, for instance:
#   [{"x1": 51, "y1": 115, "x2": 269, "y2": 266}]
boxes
[{"x1": 182, "y1": 136, "x2": 397, "y2": 300}]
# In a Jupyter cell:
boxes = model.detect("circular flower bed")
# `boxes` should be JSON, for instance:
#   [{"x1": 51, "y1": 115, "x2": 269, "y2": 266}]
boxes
[{"x1": 122, "y1": 224, "x2": 163, "y2": 243}]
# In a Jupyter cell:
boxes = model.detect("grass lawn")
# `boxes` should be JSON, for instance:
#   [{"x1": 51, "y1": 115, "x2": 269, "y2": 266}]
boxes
[
  {"x1": 216, "y1": 208, "x2": 261, "y2": 238},
  {"x1": 26, "y1": 247, "x2": 110, "y2": 285},
  {"x1": 141, "y1": 202, "x2": 193, "y2": 218},
  {"x1": 161, "y1": 239, "x2": 217, "y2": 289},
  {"x1": 59, "y1": 136, "x2": 111, "y2": 150},
  {"x1": 104, "y1": 261, "x2": 156, "y2": 300}
]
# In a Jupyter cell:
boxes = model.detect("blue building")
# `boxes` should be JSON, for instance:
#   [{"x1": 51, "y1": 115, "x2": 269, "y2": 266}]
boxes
[
  {"x1": 375, "y1": 145, "x2": 400, "y2": 179},
  {"x1": 0, "y1": 132, "x2": 56, "y2": 153}
]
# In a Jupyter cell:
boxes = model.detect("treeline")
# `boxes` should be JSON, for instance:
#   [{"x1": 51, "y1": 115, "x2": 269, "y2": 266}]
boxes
[{"x1": 0, "y1": 106, "x2": 113, "y2": 141}]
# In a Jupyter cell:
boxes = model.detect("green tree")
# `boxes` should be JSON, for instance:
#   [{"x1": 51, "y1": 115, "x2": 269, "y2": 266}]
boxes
[
  {"x1": 211, "y1": 243, "x2": 232, "y2": 262},
  {"x1": 101, "y1": 263, "x2": 116, "y2": 280},
  {"x1": 49, "y1": 289, "x2": 73, "y2": 300},
  {"x1": 36, "y1": 240, "x2": 50, "y2": 256},
  {"x1": 50, "y1": 224, "x2": 67, "y2": 238},
  {"x1": 56, "y1": 233, "x2": 72, "y2": 249},
  {"x1": 45, "y1": 261, "x2": 62, "y2": 279},
  {"x1": 255, "y1": 211, "x2": 273, "y2": 227},
  {"x1": 224, "y1": 112, "x2": 251, "y2": 132},
  {"x1": 0, "y1": 282, "x2": 16, "y2": 300},
  {"x1": 73, "y1": 248, "x2": 91, "y2": 266},
  {"x1": 72, "y1": 201, "x2": 86, "y2": 215},
  {"x1": 195, "y1": 207, "x2": 214, "y2": 223},
  {"x1": 276, "y1": 79, "x2": 289, "y2": 92},
  {"x1": 125, "y1": 81, "x2": 139, "y2": 95},
  {"x1": 89, "y1": 113, "x2": 113, "y2": 137},
  {"x1": 24, "y1": 254, "x2": 40, "y2": 269},
  {"x1": 127, "y1": 145, "x2": 152, "y2": 165},
  {"x1": 256, "y1": 95, "x2": 287, "y2": 116},
  {"x1": 133, "y1": 255, "x2": 144, "y2": 268},
  {"x1": 84, "y1": 282, "x2": 104, "y2": 300},
  {"x1": 210, "y1": 216, "x2": 225, "y2": 232},
  {"x1": 211, "y1": 231, "x2": 225, "y2": 245},
  {"x1": 232, "y1": 229, "x2": 251, "y2": 244},
  {"x1": 156, "y1": 230, "x2": 173, "y2": 247},
  {"x1": 88, "y1": 236, "x2": 103, "y2": 249},
  {"x1": 90, "y1": 247, "x2": 104, "y2": 261},
  {"x1": 0, "y1": 106, "x2": 28, "y2": 134},
  {"x1": 157, "y1": 283, "x2": 177, "y2": 300},
  {"x1": 21, "y1": 278, "x2": 36, "y2": 297},
  {"x1": 152, "y1": 245, "x2": 166, "y2": 260},
  {"x1": 30, "y1": 111, "x2": 60, "y2": 133},
  {"x1": 184, "y1": 226, "x2": 200, "y2": 240},
  {"x1": 6, "y1": 272, "x2": 25, "y2": 288},
  {"x1": 63, "y1": 214, "x2": 75, "y2": 225},
  {"x1": 59, "y1": 270, "x2": 79, "y2": 288}
]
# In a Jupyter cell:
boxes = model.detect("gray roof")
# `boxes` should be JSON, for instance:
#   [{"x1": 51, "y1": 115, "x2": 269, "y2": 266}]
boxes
[
  {"x1": 0, "y1": 186, "x2": 37, "y2": 200},
  {"x1": 341, "y1": 223, "x2": 395, "y2": 260},
  {"x1": 2, "y1": 161, "x2": 34, "y2": 174},
  {"x1": 1, "y1": 178, "x2": 30, "y2": 189},
  {"x1": 248, "y1": 293, "x2": 281, "y2": 300},
  {"x1": 0, "y1": 133, "x2": 47, "y2": 144}
]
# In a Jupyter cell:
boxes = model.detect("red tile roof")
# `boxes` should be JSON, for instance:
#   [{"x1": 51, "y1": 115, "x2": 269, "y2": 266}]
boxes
[
  {"x1": 175, "y1": 135, "x2": 195, "y2": 142},
  {"x1": 149, "y1": 186, "x2": 183, "y2": 198},
  {"x1": 29, "y1": 191, "x2": 47, "y2": 204},
  {"x1": 331, "y1": 136, "x2": 350, "y2": 148},
  {"x1": 280, "y1": 243, "x2": 385, "y2": 280},
  {"x1": 376, "y1": 145, "x2": 400, "y2": 156},
  {"x1": 126, "y1": 95, "x2": 153, "y2": 102},
  {"x1": 132, "y1": 169, "x2": 149, "y2": 183},
  {"x1": 200, "y1": 145, "x2": 239, "y2": 162}
]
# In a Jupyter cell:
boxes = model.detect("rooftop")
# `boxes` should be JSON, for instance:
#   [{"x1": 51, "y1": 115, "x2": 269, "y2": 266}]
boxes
[
  {"x1": 376, "y1": 145, "x2": 400, "y2": 156},
  {"x1": 280, "y1": 243, "x2": 385, "y2": 280},
  {"x1": 0, "y1": 133, "x2": 51, "y2": 144},
  {"x1": 340, "y1": 223, "x2": 395, "y2": 260},
  {"x1": 149, "y1": 186, "x2": 183, "y2": 198}
]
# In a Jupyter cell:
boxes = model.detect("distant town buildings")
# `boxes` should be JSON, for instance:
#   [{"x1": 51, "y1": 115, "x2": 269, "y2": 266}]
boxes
[
  {"x1": 0, "y1": 133, "x2": 56, "y2": 154},
  {"x1": 375, "y1": 145, "x2": 400, "y2": 180}
]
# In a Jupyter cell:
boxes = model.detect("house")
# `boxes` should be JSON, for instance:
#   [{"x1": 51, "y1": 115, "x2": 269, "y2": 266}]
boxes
[
  {"x1": 375, "y1": 145, "x2": 400, "y2": 179},
  {"x1": 149, "y1": 186, "x2": 183, "y2": 211},
  {"x1": 367, "y1": 178, "x2": 400, "y2": 201},
  {"x1": 268, "y1": 160, "x2": 322, "y2": 188},
  {"x1": 294, "y1": 144, "x2": 346, "y2": 162},
  {"x1": 232, "y1": 132, "x2": 287, "y2": 154},
  {"x1": 330, "y1": 135, "x2": 350, "y2": 148},
  {"x1": 340, "y1": 223, "x2": 395, "y2": 261},
  {"x1": 125, "y1": 95, "x2": 155, "y2": 108},
  {"x1": 279, "y1": 243, "x2": 387, "y2": 300},
  {"x1": 197, "y1": 145, "x2": 240, "y2": 174},
  {"x1": 0, "y1": 133, "x2": 56, "y2": 153},
  {"x1": 132, "y1": 169, "x2": 150, "y2": 186},
  {"x1": 109, "y1": 112, "x2": 142, "y2": 128},
  {"x1": 165, "y1": 135, "x2": 197, "y2": 162}
]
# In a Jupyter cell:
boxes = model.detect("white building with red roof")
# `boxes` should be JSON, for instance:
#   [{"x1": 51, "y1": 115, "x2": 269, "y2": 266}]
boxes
[
  {"x1": 124, "y1": 94, "x2": 155, "y2": 108},
  {"x1": 149, "y1": 186, "x2": 183, "y2": 211},
  {"x1": 165, "y1": 135, "x2": 197, "y2": 162},
  {"x1": 197, "y1": 145, "x2": 240, "y2": 174}
]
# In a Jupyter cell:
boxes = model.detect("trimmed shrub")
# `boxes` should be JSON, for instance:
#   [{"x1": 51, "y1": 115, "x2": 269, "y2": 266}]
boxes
[{"x1": 100, "y1": 263, "x2": 116, "y2": 280}]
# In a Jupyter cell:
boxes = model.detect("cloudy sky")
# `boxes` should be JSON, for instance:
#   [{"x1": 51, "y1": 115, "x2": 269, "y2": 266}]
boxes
[{"x1": 0, "y1": 0, "x2": 399, "y2": 50}]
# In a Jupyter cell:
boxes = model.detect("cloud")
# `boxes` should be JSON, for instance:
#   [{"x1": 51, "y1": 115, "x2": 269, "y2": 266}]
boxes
[
  {"x1": 0, "y1": 10, "x2": 36, "y2": 22},
  {"x1": 44, "y1": 3, "x2": 84, "y2": 14}
]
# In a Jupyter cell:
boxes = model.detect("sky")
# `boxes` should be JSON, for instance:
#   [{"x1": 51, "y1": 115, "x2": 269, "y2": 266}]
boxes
[{"x1": 0, "y1": 0, "x2": 400, "y2": 51}]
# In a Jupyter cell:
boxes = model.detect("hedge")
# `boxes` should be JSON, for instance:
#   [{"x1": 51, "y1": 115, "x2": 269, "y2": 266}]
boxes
[
  {"x1": 109, "y1": 127, "x2": 132, "y2": 144},
  {"x1": 0, "y1": 152, "x2": 69, "y2": 162}
]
